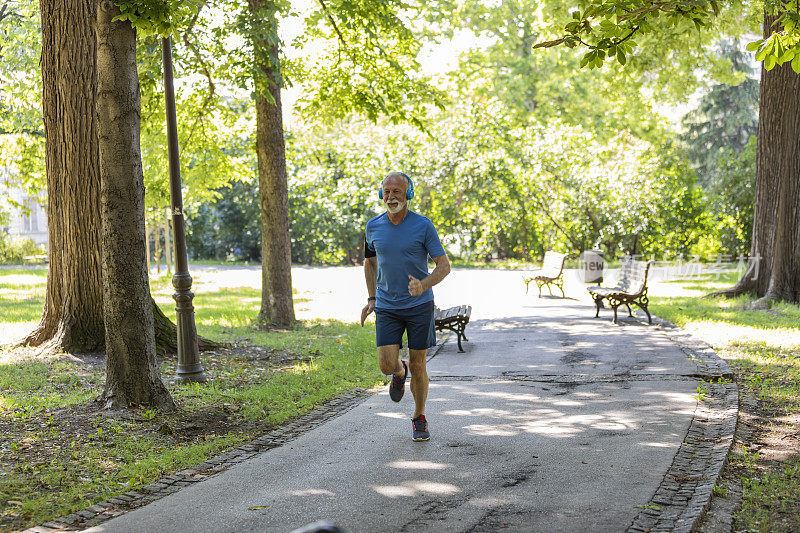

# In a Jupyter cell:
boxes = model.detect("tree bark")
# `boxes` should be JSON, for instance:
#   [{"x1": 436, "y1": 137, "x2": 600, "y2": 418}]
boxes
[
  {"x1": 25, "y1": 0, "x2": 106, "y2": 352},
  {"x1": 250, "y1": 0, "x2": 296, "y2": 327},
  {"x1": 753, "y1": 41, "x2": 800, "y2": 305},
  {"x1": 712, "y1": 15, "x2": 800, "y2": 304},
  {"x1": 96, "y1": 0, "x2": 174, "y2": 410}
]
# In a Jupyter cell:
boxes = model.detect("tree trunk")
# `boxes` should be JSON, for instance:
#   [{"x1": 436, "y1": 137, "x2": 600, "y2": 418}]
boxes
[
  {"x1": 24, "y1": 0, "x2": 105, "y2": 352},
  {"x1": 96, "y1": 0, "x2": 174, "y2": 410},
  {"x1": 753, "y1": 38, "x2": 800, "y2": 305},
  {"x1": 250, "y1": 0, "x2": 296, "y2": 327},
  {"x1": 713, "y1": 15, "x2": 800, "y2": 304}
]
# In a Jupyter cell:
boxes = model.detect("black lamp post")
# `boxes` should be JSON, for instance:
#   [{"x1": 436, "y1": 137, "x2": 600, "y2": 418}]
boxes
[{"x1": 161, "y1": 36, "x2": 207, "y2": 384}]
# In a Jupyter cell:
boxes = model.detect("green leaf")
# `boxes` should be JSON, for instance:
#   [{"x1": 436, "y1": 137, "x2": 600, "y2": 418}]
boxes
[
  {"x1": 617, "y1": 49, "x2": 627, "y2": 65},
  {"x1": 755, "y1": 44, "x2": 770, "y2": 62},
  {"x1": 746, "y1": 40, "x2": 763, "y2": 52},
  {"x1": 791, "y1": 54, "x2": 800, "y2": 73},
  {"x1": 778, "y1": 49, "x2": 795, "y2": 64}
]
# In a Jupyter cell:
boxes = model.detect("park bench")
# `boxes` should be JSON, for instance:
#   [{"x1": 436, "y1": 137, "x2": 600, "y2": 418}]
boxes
[
  {"x1": 587, "y1": 258, "x2": 653, "y2": 324},
  {"x1": 522, "y1": 251, "x2": 568, "y2": 297},
  {"x1": 434, "y1": 305, "x2": 471, "y2": 353}
]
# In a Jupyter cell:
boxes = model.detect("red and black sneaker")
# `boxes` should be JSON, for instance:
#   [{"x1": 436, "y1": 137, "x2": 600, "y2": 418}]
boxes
[
  {"x1": 389, "y1": 360, "x2": 408, "y2": 402},
  {"x1": 412, "y1": 414, "x2": 430, "y2": 442}
]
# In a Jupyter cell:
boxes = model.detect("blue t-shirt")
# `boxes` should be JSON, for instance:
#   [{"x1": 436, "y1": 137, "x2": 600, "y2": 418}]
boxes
[{"x1": 365, "y1": 211, "x2": 446, "y2": 310}]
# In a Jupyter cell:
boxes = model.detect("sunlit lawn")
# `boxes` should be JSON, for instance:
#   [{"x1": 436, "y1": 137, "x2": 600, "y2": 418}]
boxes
[
  {"x1": 650, "y1": 273, "x2": 800, "y2": 531},
  {"x1": 0, "y1": 268, "x2": 384, "y2": 531},
  {"x1": 0, "y1": 269, "x2": 47, "y2": 338}
]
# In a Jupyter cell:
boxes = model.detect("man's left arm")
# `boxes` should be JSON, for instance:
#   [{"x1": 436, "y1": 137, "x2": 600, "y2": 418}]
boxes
[{"x1": 408, "y1": 254, "x2": 451, "y2": 296}]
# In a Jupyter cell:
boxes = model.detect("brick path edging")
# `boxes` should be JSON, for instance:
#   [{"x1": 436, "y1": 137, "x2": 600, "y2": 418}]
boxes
[{"x1": 626, "y1": 315, "x2": 738, "y2": 533}]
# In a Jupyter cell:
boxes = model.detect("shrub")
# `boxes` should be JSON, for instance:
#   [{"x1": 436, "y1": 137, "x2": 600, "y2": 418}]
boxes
[{"x1": 0, "y1": 237, "x2": 46, "y2": 264}]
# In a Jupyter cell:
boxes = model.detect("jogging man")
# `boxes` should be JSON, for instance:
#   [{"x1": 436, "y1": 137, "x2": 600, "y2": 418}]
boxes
[{"x1": 360, "y1": 171, "x2": 451, "y2": 442}]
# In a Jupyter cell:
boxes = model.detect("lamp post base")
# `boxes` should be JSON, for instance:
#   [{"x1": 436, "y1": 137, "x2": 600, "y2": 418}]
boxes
[
  {"x1": 173, "y1": 273, "x2": 207, "y2": 384},
  {"x1": 176, "y1": 366, "x2": 207, "y2": 384}
]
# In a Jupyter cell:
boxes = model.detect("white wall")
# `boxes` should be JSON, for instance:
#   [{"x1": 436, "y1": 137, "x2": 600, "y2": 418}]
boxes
[{"x1": 1, "y1": 166, "x2": 48, "y2": 248}]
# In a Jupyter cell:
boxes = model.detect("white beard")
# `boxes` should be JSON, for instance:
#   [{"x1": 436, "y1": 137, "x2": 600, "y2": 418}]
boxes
[{"x1": 386, "y1": 200, "x2": 406, "y2": 214}]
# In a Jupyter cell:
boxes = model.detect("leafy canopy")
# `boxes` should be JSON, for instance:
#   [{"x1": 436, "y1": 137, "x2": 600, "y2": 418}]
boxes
[
  {"x1": 534, "y1": 0, "x2": 800, "y2": 73},
  {"x1": 113, "y1": 0, "x2": 206, "y2": 37}
]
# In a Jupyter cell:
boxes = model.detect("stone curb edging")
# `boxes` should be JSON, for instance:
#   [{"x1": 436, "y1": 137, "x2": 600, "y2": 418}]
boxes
[
  {"x1": 21, "y1": 388, "x2": 377, "y2": 533},
  {"x1": 626, "y1": 315, "x2": 739, "y2": 533}
]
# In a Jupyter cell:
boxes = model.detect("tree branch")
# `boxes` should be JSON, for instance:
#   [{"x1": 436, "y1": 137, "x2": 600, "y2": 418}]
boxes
[
  {"x1": 317, "y1": 0, "x2": 358, "y2": 65},
  {"x1": 615, "y1": 25, "x2": 640, "y2": 45},
  {"x1": 0, "y1": 2, "x2": 17, "y2": 24},
  {"x1": 530, "y1": 187, "x2": 582, "y2": 251}
]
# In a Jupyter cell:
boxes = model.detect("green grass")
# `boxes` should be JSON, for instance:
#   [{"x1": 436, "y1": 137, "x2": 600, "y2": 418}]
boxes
[
  {"x1": 0, "y1": 268, "x2": 48, "y2": 276},
  {"x1": 0, "y1": 269, "x2": 384, "y2": 531},
  {"x1": 0, "y1": 269, "x2": 47, "y2": 326},
  {"x1": 650, "y1": 274, "x2": 800, "y2": 531},
  {"x1": 735, "y1": 462, "x2": 800, "y2": 532}
]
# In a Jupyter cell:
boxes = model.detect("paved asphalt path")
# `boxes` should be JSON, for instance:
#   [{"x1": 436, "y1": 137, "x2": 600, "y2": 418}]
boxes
[{"x1": 83, "y1": 268, "x2": 703, "y2": 533}]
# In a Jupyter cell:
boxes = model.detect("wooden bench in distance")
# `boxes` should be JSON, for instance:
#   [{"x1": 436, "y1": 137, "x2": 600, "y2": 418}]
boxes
[
  {"x1": 434, "y1": 305, "x2": 471, "y2": 352},
  {"x1": 522, "y1": 251, "x2": 568, "y2": 297},
  {"x1": 587, "y1": 258, "x2": 653, "y2": 324}
]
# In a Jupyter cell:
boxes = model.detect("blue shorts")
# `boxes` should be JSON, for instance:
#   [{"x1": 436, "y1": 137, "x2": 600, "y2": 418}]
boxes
[{"x1": 375, "y1": 301, "x2": 436, "y2": 350}]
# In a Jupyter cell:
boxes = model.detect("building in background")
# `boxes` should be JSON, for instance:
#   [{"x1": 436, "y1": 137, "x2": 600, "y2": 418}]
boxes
[{"x1": 1, "y1": 166, "x2": 48, "y2": 248}]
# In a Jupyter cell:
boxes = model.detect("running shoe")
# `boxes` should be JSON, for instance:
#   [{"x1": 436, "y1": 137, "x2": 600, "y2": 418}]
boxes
[
  {"x1": 412, "y1": 414, "x2": 430, "y2": 441},
  {"x1": 389, "y1": 360, "x2": 408, "y2": 402}
]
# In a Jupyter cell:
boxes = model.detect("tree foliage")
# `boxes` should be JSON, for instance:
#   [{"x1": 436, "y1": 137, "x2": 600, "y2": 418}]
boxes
[
  {"x1": 681, "y1": 39, "x2": 759, "y2": 183},
  {"x1": 187, "y1": 100, "x2": 708, "y2": 264},
  {"x1": 297, "y1": 0, "x2": 447, "y2": 127},
  {"x1": 534, "y1": 0, "x2": 800, "y2": 78},
  {"x1": 698, "y1": 138, "x2": 756, "y2": 258}
]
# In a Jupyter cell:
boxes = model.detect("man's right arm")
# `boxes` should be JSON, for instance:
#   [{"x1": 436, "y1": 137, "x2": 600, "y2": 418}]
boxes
[{"x1": 361, "y1": 256, "x2": 377, "y2": 326}]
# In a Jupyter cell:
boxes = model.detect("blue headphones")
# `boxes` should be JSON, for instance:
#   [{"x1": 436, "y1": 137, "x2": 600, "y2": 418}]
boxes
[{"x1": 378, "y1": 171, "x2": 415, "y2": 200}]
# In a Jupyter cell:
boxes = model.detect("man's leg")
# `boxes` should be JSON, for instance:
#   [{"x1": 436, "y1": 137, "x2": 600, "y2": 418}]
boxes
[
  {"x1": 406, "y1": 301, "x2": 435, "y2": 441},
  {"x1": 375, "y1": 307, "x2": 406, "y2": 379},
  {"x1": 408, "y1": 348, "x2": 428, "y2": 418},
  {"x1": 378, "y1": 345, "x2": 404, "y2": 377}
]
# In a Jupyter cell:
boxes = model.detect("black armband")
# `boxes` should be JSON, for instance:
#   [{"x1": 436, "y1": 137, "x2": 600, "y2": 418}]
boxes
[{"x1": 364, "y1": 236, "x2": 376, "y2": 258}]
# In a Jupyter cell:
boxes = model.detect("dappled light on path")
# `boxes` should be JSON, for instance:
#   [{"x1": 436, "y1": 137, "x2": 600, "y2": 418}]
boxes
[
  {"x1": 387, "y1": 460, "x2": 452, "y2": 470},
  {"x1": 372, "y1": 481, "x2": 462, "y2": 498}
]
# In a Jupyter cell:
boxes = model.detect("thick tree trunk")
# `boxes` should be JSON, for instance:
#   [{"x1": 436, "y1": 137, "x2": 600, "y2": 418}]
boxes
[
  {"x1": 250, "y1": 0, "x2": 296, "y2": 327},
  {"x1": 25, "y1": 0, "x2": 105, "y2": 352},
  {"x1": 28, "y1": 0, "x2": 216, "y2": 361},
  {"x1": 96, "y1": 0, "x2": 174, "y2": 410},
  {"x1": 712, "y1": 14, "x2": 800, "y2": 303},
  {"x1": 753, "y1": 55, "x2": 800, "y2": 305}
]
